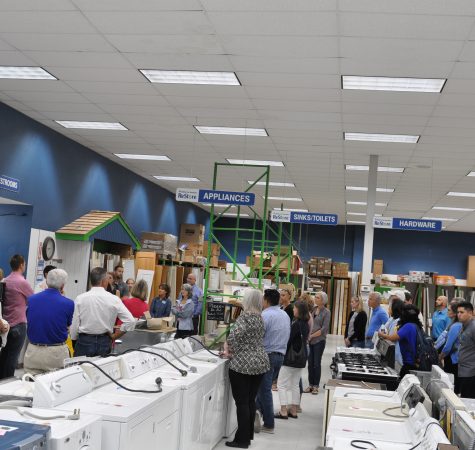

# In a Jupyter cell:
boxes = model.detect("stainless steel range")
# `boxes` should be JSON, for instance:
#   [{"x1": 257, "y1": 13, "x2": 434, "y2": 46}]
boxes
[{"x1": 331, "y1": 347, "x2": 399, "y2": 390}]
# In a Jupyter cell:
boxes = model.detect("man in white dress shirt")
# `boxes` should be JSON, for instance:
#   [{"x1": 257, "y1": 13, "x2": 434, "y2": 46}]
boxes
[{"x1": 70, "y1": 267, "x2": 135, "y2": 357}]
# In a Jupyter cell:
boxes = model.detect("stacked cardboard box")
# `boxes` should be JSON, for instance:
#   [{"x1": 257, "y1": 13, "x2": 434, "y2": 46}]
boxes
[
  {"x1": 141, "y1": 232, "x2": 178, "y2": 256},
  {"x1": 332, "y1": 262, "x2": 349, "y2": 278},
  {"x1": 179, "y1": 223, "x2": 205, "y2": 245},
  {"x1": 203, "y1": 241, "x2": 221, "y2": 267},
  {"x1": 373, "y1": 259, "x2": 383, "y2": 276},
  {"x1": 308, "y1": 256, "x2": 332, "y2": 276}
]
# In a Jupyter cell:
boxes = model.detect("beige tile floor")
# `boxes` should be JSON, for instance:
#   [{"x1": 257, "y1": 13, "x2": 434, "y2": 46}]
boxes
[{"x1": 215, "y1": 334, "x2": 343, "y2": 450}]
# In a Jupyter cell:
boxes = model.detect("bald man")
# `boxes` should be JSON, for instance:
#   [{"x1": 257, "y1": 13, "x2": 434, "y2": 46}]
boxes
[
  {"x1": 365, "y1": 292, "x2": 388, "y2": 349},
  {"x1": 181, "y1": 273, "x2": 203, "y2": 334},
  {"x1": 432, "y1": 296, "x2": 450, "y2": 340}
]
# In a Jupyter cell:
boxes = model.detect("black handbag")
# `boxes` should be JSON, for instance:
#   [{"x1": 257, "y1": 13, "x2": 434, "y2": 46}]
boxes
[{"x1": 284, "y1": 322, "x2": 307, "y2": 368}]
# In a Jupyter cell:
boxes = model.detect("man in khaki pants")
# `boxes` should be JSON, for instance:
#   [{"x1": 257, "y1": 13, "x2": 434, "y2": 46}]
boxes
[{"x1": 24, "y1": 269, "x2": 74, "y2": 374}]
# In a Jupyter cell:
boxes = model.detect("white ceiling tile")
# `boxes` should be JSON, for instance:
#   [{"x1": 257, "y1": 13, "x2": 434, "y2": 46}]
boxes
[
  {"x1": 46, "y1": 67, "x2": 142, "y2": 83},
  {"x1": 23, "y1": 51, "x2": 131, "y2": 69},
  {"x1": 74, "y1": 0, "x2": 202, "y2": 11},
  {"x1": 230, "y1": 56, "x2": 340, "y2": 74},
  {"x1": 201, "y1": 0, "x2": 337, "y2": 11},
  {"x1": 0, "y1": 50, "x2": 38, "y2": 65}
]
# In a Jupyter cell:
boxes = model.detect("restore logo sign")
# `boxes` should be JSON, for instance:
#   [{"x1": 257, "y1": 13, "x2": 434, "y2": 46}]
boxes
[{"x1": 176, "y1": 188, "x2": 255, "y2": 206}]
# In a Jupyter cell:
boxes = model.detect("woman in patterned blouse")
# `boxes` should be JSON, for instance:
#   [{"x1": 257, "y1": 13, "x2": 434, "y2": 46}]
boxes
[{"x1": 224, "y1": 288, "x2": 270, "y2": 448}]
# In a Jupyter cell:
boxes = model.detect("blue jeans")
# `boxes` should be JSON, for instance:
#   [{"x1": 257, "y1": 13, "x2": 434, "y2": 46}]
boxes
[
  {"x1": 365, "y1": 338, "x2": 374, "y2": 349},
  {"x1": 351, "y1": 340, "x2": 365, "y2": 349},
  {"x1": 0, "y1": 323, "x2": 27, "y2": 379},
  {"x1": 74, "y1": 334, "x2": 111, "y2": 357},
  {"x1": 256, "y1": 352, "x2": 284, "y2": 429},
  {"x1": 308, "y1": 340, "x2": 326, "y2": 388}
]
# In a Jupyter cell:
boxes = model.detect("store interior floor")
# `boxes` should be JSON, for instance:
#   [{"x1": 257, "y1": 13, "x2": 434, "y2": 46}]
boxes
[{"x1": 215, "y1": 334, "x2": 344, "y2": 450}]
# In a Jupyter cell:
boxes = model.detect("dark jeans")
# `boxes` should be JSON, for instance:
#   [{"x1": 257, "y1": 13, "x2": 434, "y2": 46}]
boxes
[
  {"x1": 256, "y1": 352, "x2": 284, "y2": 429},
  {"x1": 229, "y1": 369, "x2": 263, "y2": 445},
  {"x1": 74, "y1": 334, "x2": 111, "y2": 357},
  {"x1": 193, "y1": 315, "x2": 200, "y2": 335},
  {"x1": 351, "y1": 340, "x2": 365, "y2": 348},
  {"x1": 459, "y1": 375, "x2": 475, "y2": 399},
  {"x1": 444, "y1": 357, "x2": 460, "y2": 394},
  {"x1": 0, "y1": 323, "x2": 27, "y2": 379},
  {"x1": 399, "y1": 363, "x2": 417, "y2": 379},
  {"x1": 308, "y1": 340, "x2": 326, "y2": 388},
  {"x1": 175, "y1": 329, "x2": 193, "y2": 340},
  {"x1": 365, "y1": 338, "x2": 374, "y2": 349}
]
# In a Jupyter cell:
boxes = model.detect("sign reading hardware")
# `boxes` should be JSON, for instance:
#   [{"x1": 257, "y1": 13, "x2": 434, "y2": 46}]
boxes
[
  {"x1": 270, "y1": 210, "x2": 338, "y2": 225},
  {"x1": 373, "y1": 216, "x2": 442, "y2": 232},
  {"x1": 0, "y1": 175, "x2": 20, "y2": 193},
  {"x1": 176, "y1": 188, "x2": 255, "y2": 206}
]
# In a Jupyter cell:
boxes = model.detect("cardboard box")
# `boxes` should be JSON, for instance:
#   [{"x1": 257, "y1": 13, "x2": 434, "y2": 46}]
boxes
[
  {"x1": 218, "y1": 260, "x2": 227, "y2": 269},
  {"x1": 210, "y1": 256, "x2": 219, "y2": 267},
  {"x1": 332, "y1": 262, "x2": 349, "y2": 278},
  {"x1": 141, "y1": 232, "x2": 177, "y2": 256},
  {"x1": 144, "y1": 312, "x2": 174, "y2": 330},
  {"x1": 373, "y1": 259, "x2": 383, "y2": 276},
  {"x1": 203, "y1": 241, "x2": 220, "y2": 256},
  {"x1": 468, "y1": 256, "x2": 475, "y2": 287},
  {"x1": 179, "y1": 224, "x2": 205, "y2": 245}
]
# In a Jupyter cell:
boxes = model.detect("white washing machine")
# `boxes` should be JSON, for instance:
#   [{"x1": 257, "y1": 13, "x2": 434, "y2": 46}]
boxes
[
  {"x1": 117, "y1": 347, "x2": 219, "y2": 450},
  {"x1": 326, "y1": 403, "x2": 450, "y2": 449},
  {"x1": 0, "y1": 406, "x2": 102, "y2": 450}
]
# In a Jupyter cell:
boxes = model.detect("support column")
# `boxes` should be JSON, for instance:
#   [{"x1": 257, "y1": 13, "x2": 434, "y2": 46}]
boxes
[{"x1": 361, "y1": 155, "x2": 378, "y2": 286}]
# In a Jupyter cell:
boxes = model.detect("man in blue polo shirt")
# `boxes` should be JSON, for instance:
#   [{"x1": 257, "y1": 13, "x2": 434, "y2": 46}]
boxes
[
  {"x1": 432, "y1": 295, "x2": 450, "y2": 340},
  {"x1": 365, "y1": 292, "x2": 389, "y2": 349},
  {"x1": 24, "y1": 269, "x2": 74, "y2": 374}
]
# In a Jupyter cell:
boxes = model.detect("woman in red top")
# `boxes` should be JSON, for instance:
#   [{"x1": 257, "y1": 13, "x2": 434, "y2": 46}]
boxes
[{"x1": 119, "y1": 279, "x2": 149, "y2": 323}]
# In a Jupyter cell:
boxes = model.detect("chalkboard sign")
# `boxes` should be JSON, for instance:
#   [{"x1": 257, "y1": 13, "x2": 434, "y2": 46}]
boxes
[{"x1": 207, "y1": 301, "x2": 226, "y2": 321}]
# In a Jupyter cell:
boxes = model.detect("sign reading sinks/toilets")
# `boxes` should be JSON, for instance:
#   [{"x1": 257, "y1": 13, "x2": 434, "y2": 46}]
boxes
[
  {"x1": 373, "y1": 216, "x2": 442, "y2": 232},
  {"x1": 270, "y1": 210, "x2": 338, "y2": 225}
]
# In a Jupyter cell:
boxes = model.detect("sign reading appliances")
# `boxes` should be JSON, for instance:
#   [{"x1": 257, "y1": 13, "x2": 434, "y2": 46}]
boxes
[
  {"x1": 0, "y1": 175, "x2": 20, "y2": 193},
  {"x1": 270, "y1": 210, "x2": 338, "y2": 225},
  {"x1": 373, "y1": 216, "x2": 442, "y2": 232},
  {"x1": 176, "y1": 188, "x2": 255, "y2": 206}
]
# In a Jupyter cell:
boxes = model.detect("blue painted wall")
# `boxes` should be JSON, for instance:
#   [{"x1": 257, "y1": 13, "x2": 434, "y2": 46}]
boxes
[
  {"x1": 214, "y1": 219, "x2": 474, "y2": 279},
  {"x1": 0, "y1": 204, "x2": 33, "y2": 275},
  {"x1": 0, "y1": 102, "x2": 209, "y2": 242}
]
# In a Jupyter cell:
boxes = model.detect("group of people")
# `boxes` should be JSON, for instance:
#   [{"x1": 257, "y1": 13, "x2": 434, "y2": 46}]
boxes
[
  {"x1": 0, "y1": 254, "x2": 204, "y2": 378},
  {"x1": 222, "y1": 288, "x2": 330, "y2": 449}
]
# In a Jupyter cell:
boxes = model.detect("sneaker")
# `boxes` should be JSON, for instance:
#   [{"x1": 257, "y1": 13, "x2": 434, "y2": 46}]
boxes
[
  {"x1": 296, "y1": 406, "x2": 302, "y2": 413},
  {"x1": 254, "y1": 411, "x2": 261, "y2": 433},
  {"x1": 311, "y1": 387, "x2": 319, "y2": 395},
  {"x1": 261, "y1": 427, "x2": 275, "y2": 434},
  {"x1": 303, "y1": 387, "x2": 313, "y2": 394}
]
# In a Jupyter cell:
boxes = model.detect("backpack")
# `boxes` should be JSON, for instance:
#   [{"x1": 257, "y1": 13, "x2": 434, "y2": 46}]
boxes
[{"x1": 415, "y1": 327, "x2": 439, "y2": 371}]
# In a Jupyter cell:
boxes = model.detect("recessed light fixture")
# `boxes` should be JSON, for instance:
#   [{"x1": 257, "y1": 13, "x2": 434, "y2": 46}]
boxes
[
  {"x1": 248, "y1": 181, "x2": 295, "y2": 187},
  {"x1": 346, "y1": 186, "x2": 395, "y2": 193},
  {"x1": 447, "y1": 192, "x2": 475, "y2": 198},
  {"x1": 342, "y1": 76, "x2": 446, "y2": 93},
  {"x1": 114, "y1": 154, "x2": 170, "y2": 161},
  {"x1": 153, "y1": 176, "x2": 200, "y2": 182},
  {"x1": 344, "y1": 132, "x2": 419, "y2": 144},
  {"x1": 196, "y1": 126, "x2": 268, "y2": 137},
  {"x1": 422, "y1": 217, "x2": 458, "y2": 222},
  {"x1": 433, "y1": 206, "x2": 474, "y2": 212},
  {"x1": 227, "y1": 159, "x2": 284, "y2": 167},
  {"x1": 0, "y1": 66, "x2": 57, "y2": 80},
  {"x1": 223, "y1": 213, "x2": 250, "y2": 217},
  {"x1": 347, "y1": 220, "x2": 366, "y2": 225},
  {"x1": 345, "y1": 165, "x2": 405, "y2": 173},
  {"x1": 139, "y1": 70, "x2": 240, "y2": 86},
  {"x1": 273, "y1": 208, "x2": 309, "y2": 212},
  {"x1": 347, "y1": 201, "x2": 387, "y2": 207},
  {"x1": 56, "y1": 121, "x2": 127, "y2": 130},
  {"x1": 266, "y1": 196, "x2": 302, "y2": 202}
]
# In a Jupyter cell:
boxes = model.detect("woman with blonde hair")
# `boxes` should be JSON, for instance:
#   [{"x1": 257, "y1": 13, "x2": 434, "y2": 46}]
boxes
[
  {"x1": 224, "y1": 289, "x2": 270, "y2": 448},
  {"x1": 344, "y1": 296, "x2": 367, "y2": 348}
]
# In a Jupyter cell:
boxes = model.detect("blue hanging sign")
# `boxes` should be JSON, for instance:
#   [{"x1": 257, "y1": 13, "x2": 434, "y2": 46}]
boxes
[
  {"x1": 0, "y1": 175, "x2": 20, "y2": 193},
  {"x1": 176, "y1": 188, "x2": 255, "y2": 206},
  {"x1": 373, "y1": 216, "x2": 442, "y2": 232},
  {"x1": 290, "y1": 212, "x2": 338, "y2": 225}
]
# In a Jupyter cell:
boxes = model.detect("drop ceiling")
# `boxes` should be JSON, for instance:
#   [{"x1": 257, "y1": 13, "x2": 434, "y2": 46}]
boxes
[{"x1": 2, "y1": 1, "x2": 475, "y2": 231}]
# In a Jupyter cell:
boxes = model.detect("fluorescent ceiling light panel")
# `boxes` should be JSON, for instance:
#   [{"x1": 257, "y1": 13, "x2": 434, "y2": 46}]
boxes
[
  {"x1": 344, "y1": 132, "x2": 419, "y2": 144},
  {"x1": 196, "y1": 126, "x2": 267, "y2": 137},
  {"x1": 467, "y1": 171, "x2": 475, "y2": 177},
  {"x1": 266, "y1": 196, "x2": 302, "y2": 202},
  {"x1": 447, "y1": 192, "x2": 475, "y2": 198},
  {"x1": 153, "y1": 176, "x2": 199, "y2": 182},
  {"x1": 248, "y1": 181, "x2": 295, "y2": 187},
  {"x1": 227, "y1": 159, "x2": 284, "y2": 167},
  {"x1": 346, "y1": 186, "x2": 395, "y2": 193},
  {"x1": 223, "y1": 213, "x2": 250, "y2": 217},
  {"x1": 347, "y1": 201, "x2": 387, "y2": 207},
  {"x1": 345, "y1": 165, "x2": 404, "y2": 173},
  {"x1": 56, "y1": 121, "x2": 127, "y2": 130},
  {"x1": 0, "y1": 66, "x2": 56, "y2": 80},
  {"x1": 347, "y1": 212, "x2": 382, "y2": 217},
  {"x1": 114, "y1": 154, "x2": 170, "y2": 161},
  {"x1": 140, "y1": 70, "x2": 240, "y2": 86},
  {"x1": 273, "y1": 208, "x2": 308, "y2": 212},
  {"x1": 347, "y1": 220, "x2": 366, "y2": 225},
  {"x1": 422, "y1": 217, "x2": 458, "y2": 222},
  {"x1": 433, "y1": 206, "x2": 474, "y2": 212},
  {"x1": 342, "y1": 76, "x2": 446, "y2": 93}
]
